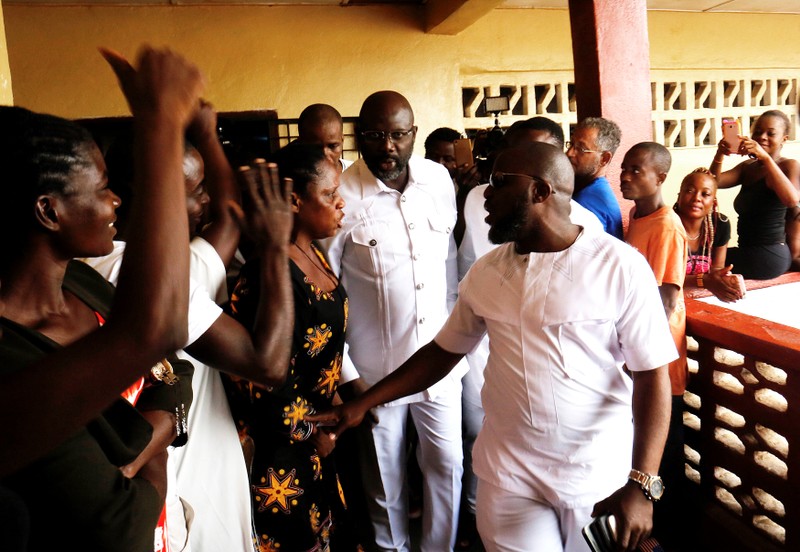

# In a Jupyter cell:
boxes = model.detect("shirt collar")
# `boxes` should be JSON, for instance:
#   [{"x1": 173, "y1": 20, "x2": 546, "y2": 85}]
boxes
[{"x1": 355, "y1": 157, "x2": 420, "y2": 199}]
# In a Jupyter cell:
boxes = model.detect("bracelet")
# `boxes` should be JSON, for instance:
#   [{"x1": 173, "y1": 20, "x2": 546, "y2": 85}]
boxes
[
  {"x1": 696, "y1": 272, "x2": 704, "y2": 288},
  {"x1": 712, "y1": 156, "x2": 724, "y2": 164}
]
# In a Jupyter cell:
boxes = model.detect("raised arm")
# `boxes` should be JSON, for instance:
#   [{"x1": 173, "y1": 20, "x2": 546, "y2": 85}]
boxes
[
  {"x1": 0, "y1": 46, "x2": 203, "y2": 477},
  {"x1": 739, "y1": 138, "x2": 800, "y2": 206},
  {"x1": 185, "y1": 162, "x2": 294, "y2": 388},
  {"x1": 188, "y1": 100, "x2": 242, "y2": 266},
  {"x1": 710, "y1": 139, "x2": 745, "y2": 189}
]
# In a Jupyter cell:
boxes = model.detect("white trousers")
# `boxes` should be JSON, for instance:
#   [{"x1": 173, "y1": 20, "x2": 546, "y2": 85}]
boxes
[
  {"x1": 476, "y1": 478, "x2": 593, "y2": 552},
  {"x1": 359, "y1": 393, "x2": 463, "y2": 552}
]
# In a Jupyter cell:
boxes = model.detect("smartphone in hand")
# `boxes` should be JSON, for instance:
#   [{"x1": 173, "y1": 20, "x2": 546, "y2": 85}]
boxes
[
  {"x1": 453, "y1": 138, "x2": 474, "y2": 168},
  {"x1": 721, "y1": 117, "x2": 741, "y2": 153},
  {"x1": 582, "y1": 514, "x2": 616, "y2": 552}
]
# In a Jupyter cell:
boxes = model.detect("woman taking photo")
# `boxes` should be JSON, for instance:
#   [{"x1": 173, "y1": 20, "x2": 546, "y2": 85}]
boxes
[
  {"x1": 710, "y1": 109, "x2": 800, "y2": 279},
  {"x1": 224, "y1": 142, "x2": 361, "y2": 551}
]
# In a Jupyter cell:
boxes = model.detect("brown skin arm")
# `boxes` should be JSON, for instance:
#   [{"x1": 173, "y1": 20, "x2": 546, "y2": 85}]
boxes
[
  {"x1": 658, "y1": 283, "x2": 680, "y2": 319},
  {"x1": 186, "y1": 162, "x2": 293, "y2": 388},
  {"x1": 0, "y1": 46, "x2": 201, "y2": 477},
  {"x1": 188, "y1": 101, "x2": 242, "y2": 267},
  {"x1": 306, "y1": 341, "x2": 464, "y2": 439},
  {"x1": 134, "y1": 450, "x2": 169, "y2": 503},
  {"x1": 738, "y1": 140, "x2": 800, "y2": 207},
  {"x1": 592, "y1": 366, "x2": 671, "y2": 552},
  {"x1": 788, "y1": 206, "x2": 800, "y2": 271},
  {"x1": 119, "y1": 409, "x2": 176, "y2": 481}
]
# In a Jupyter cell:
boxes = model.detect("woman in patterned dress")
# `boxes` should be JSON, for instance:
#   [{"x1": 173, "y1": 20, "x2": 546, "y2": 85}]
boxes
[{"x1": 225, "y1": 142, "x2": 359, "y2": 551}]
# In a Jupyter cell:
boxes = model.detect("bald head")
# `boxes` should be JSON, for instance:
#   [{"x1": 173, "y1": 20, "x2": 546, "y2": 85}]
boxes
[
  {"x1": 297, "y1": 103, "x2": 344, "y2": 164},
  {"x1": 298, "y1": 104, "x2": 342, "y2": 137},
  {"x1": 357, "y1": 91, "x2": 417, "y2": 189},
  {"x1": 359, "y1": 91, "x2": 414, "y2": 127},
  {"x1": 496, "y1": 142, "x2": 575, "y2": 198}
]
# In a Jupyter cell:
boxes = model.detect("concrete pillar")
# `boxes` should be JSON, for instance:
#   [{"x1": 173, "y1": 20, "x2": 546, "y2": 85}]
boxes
[
  {"x1": 0, "y1": 0, "x2": 14, "y2": 105},
  {"x1": 568, "y1": 0, "x2": 652, "y2": 226}
]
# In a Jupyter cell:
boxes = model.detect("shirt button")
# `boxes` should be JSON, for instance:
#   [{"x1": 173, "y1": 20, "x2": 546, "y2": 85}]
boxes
[
  {"x1": 369, "y1": 239, "x2": 377, "y2": 246},
  {"x1": 446, "y1": 227, "x2": 451, "y2": 233},
  {"x1": 408, "y1": 222, "x2": 415, "y2": 230},
  {"x1": 416, "y1": 283, "x2": 424, "y2": 290},
  {"x1": 418, "y1": 317, "x2": 425, "y2": 324},
  {"x1": 413, "y1": 254, "x2": 420, "y2": 260},
  {"x1": 401, "y1": 196, "x2": 407, "y2": 202}
]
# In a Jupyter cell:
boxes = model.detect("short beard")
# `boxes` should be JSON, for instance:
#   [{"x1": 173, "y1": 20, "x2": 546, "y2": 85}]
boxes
[
  {"x1": 366, "y1": 151, "x2": 412, "y2": 183},
  {"x1": 488, "y1": 198, "x2": 528, "y2": 245}
]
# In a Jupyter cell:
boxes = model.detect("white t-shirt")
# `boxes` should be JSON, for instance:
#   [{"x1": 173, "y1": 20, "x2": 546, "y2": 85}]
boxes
[
  {"x1": 85, "y1": 238, "x2": 254, "y2": 552},
  {"x1": 437, "y1": 229, "x2": 678, "y2": 508},
  {"x1": 83, "y1": 240, "x2": 222, "y2": 346}
]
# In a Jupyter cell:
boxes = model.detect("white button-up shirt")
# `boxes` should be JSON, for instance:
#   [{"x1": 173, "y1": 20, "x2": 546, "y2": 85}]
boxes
[
  {"x1": 436, "y1": 229, "x2": 678, "y2": 507},
  {"x1": 322, "y1": 156, "x2": 467, "y2": 405}
]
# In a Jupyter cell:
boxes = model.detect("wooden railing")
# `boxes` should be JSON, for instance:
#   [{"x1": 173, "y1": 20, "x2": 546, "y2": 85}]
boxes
[{"x1": 684, "y1": 273, "x2": 800, "y2": 551}]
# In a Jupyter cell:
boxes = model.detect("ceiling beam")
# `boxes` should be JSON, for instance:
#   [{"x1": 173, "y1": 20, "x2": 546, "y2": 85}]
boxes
[{"x1": 425, "y1": 0, "x2": 506, "y2": 35}]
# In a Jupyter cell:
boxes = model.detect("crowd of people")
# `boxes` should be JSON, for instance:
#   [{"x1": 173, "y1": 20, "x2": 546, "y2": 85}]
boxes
[{"x1": 1, "y1": 43, "x2": 798, "y2": 552}]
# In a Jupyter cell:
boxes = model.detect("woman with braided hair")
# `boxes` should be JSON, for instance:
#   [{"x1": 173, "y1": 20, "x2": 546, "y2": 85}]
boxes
[
  {"x1": 0, "y1": 47, "x2": 204, "y2": 550},
  {"x1": 674, "y1": 168, "x2": 744, "y2": 302}
]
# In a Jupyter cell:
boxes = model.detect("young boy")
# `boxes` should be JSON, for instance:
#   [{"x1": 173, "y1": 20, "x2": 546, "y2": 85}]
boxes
[{"x1": 620, "y1": 141, "x2": 688, "y2": 549}]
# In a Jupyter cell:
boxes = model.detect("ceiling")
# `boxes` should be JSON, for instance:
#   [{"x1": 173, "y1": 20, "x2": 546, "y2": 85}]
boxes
[
  {"x1": 9, "y1": 0, "x2": 800, "y2": 36},
  {"x1": 500, "y1": 0, "x2": 800, "y2": 13},
  {"x1": 10, "y1": 0, "x2": 800, "y2": 11}
]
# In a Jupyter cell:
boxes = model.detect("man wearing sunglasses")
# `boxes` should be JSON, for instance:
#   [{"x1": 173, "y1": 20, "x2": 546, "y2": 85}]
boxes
[
  {"x1": 313, "y1": 141, "x2": 675, "y2": 552},
  {"x1": 321, "y1": 90, "x2": 467, "y2": 552}
]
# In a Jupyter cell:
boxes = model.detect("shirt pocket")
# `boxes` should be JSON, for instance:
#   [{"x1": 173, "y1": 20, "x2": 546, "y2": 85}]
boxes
[
  {"x1": 424, "y1": 213, "x2": 453, "y2": 263},
  {"x1": 553, "y1": 317, "x2": 619, "y2": 385},
  {"x1": 349, "y1": 221, "x2": 394, "y2": 275}
]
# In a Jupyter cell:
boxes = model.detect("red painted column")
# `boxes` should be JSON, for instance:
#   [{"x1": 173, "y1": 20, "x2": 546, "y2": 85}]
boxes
[{"x1": 568, "y1": 0, "x2": 652, "y2": 229}]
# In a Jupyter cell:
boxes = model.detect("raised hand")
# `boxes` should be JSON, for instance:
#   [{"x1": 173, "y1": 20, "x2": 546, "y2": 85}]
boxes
[
  {"x1": 738, "y1": 136, "x2": 768, "y2": 161},
  {"x1": 187, "y1": 99, "x2": 219, "y2": 145},
  {"x1": 456, "y1": 163, "x2": 481, "y2": 194},
  {"x1": 229, "y1": 161, "x2": 293, "y2": 252},
  {"x1": 100, "y1": 45, "x2": 205, "y2": 129}
]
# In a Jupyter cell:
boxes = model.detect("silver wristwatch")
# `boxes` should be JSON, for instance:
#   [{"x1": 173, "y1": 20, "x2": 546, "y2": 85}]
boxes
[{"x1": 628, "y1": 469, "x2": 664, "y2": 502}]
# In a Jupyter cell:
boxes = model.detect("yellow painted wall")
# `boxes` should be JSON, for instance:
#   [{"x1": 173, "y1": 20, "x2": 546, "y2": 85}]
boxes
[
  {"x1": 0, "y1": 1, "x2": 13, "y2": 105},
  {"x1": 3, "y1": 5, "x2": 799, "y2": 244},
  {"x1": 2, "y1": 6, "x2": 576, "y2": 132},
  {"x1": 4, "y1": 7, "x2": 798, "y2": 120}
]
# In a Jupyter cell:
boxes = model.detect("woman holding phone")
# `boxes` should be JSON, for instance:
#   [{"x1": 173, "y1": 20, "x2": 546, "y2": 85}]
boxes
[{"x1": 710, "y1": 110, "x2": 800, "y2": 279}]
